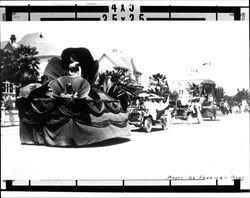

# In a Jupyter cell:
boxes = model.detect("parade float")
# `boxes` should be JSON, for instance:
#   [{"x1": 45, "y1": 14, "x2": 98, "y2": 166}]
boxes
[
  {"x1": 16, "y1": 48, "x2": 131, "y2": 147},
  {"x1": 199, "y1": 79, "x2": 223, "y2": 120},
  {"x1": 169, "y1": 79, "x2": 223, "y2": 123}
]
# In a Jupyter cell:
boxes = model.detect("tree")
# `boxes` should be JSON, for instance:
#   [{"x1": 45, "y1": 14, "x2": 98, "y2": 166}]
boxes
[
  {"x1": 148, "y1": 73, "x2": 169, "y2": 97},
  {"x1": 214, "y1": 87, "x2": 225, "y2": 102},
  {"x1": 186, "y1": 82, "x2": 200, "y2": 97},
  {"x1": 223, "y1": 95, "x2": 234, "y2": 107},
  {"x1": 169, "y1": 90, "x2": 179, "y2": 103},
  {"x1": 1, "y1": 45, "x2": 40, "y2": 86},
  {"x1": 234, "y1": 88, "x2": 250, "y2": 104},
  {"x1": 94, "y1": 68, "x2": 142, "y2": 110}
]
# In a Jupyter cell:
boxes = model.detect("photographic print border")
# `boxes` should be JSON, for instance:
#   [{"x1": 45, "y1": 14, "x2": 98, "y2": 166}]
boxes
[{"x1": 1, "y1": 0, "x2": 249, "y2": 195}]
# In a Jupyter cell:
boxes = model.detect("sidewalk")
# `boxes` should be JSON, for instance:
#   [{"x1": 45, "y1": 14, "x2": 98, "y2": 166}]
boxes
[{"x1": 1, "y1": 125, "x2": 19, "y2": 136}]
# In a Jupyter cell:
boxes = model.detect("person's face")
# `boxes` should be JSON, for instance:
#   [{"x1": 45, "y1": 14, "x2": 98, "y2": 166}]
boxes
[{"x1": 70, "y1": 56, "x2": 75, "y2": 62}]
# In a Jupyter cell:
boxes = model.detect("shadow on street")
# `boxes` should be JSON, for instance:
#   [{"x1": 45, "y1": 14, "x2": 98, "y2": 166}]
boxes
[{"x1": 131, "y1": 127, "x2": 163, "y2": 133}]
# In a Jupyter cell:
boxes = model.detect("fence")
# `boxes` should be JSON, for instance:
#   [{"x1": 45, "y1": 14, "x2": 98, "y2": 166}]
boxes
[{"x1": 1, "y1": 108, "x2": 19, "y2": 127}]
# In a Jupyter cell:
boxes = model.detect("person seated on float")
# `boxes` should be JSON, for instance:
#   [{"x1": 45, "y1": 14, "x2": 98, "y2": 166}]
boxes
[
  {"x1": 149, "y1": 99, "x2": 157, "y2": 120},
  {"x1": 186, "y1": 101, "x2": 193, "y2": 116},
  {"x1": 135, "y1": 99, "x2": 140, "y2": 108},
  {"x1": 143, "y1": 97, "x2": 150, "y2": 109},
  {"x1": 195, "y1": 99, "x2": 203, "y2": 122},
  {"x1": 208, "y1": 93, "x2": 214, "y2": 102},
  {"x1": 156, "y1": 99, "x2": 165, "y2": 120},
  {"x1": 69, "y1": 61, "x2": 81, "y2": 77},
  {"x1": 69, "y1": 54, "x2": 82, "y2": 77},
  {"x1": 139, "y1": 99, "x2": 145, "y2": 108},
  {"x1": 191, "y1": 102, "x2": 199, "y2": 117},
  {"x1": 59, "y1": 55, "x2": 82, "y2": 98},
  {"x1": 150, "y1": 99, "x2": 155, "y2": 110},
  {"x1": 60, "y1": 83, "x2": 78, "y2": 98}
]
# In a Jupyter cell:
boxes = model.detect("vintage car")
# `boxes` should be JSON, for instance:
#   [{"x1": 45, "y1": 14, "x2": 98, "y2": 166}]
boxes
[
  {"x1": 173, "y1": 97, "x2": 223, "y2": 122},
  {"x1": 171, "y1": 97, "x2": 202, "y2": 124},
  {"x1": 199, "y1": 79, "x2": 223, "y2": 120},
  {"x1": 128, "y1": 94, "x2": 169, "y2": 132},
  {"x1": 128, "y1": 107, "x2": 168, "y2": 132}
]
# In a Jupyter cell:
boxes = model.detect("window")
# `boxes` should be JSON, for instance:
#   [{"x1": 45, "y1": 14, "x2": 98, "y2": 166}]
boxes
[
  {"x1": 2, "y1": 83, "x2": 6, "y2": 93},
  {"x1": 9, "y1": 83, "x2": 13, "y2": 93},
  {"x1": 2, "y1": 82, "x2": 15, "y2": 94},
  {"x1": 136, "y1": 74, "x2": 141, "y2": 83}
]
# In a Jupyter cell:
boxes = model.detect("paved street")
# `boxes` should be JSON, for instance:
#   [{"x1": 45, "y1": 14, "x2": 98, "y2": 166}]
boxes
[{"x1": 1, "y1": 113, "x2": 249, "y2": 189}]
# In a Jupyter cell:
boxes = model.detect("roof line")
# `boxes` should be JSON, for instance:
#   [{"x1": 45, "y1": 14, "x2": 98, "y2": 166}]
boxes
[{"x1": 102, "y1": 53, "x2": 128, "y2": 70}]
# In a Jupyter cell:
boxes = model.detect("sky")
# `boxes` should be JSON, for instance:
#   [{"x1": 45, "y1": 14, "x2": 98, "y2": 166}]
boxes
[{"x1": 1, "y1": 21, "x2": 249, "y2": 95}]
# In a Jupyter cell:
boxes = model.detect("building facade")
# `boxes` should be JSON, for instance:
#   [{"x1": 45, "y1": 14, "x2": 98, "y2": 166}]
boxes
[
  {"x1": 1, "y1": 35, "x2": 19, "y2": 101},
  {"x1": 99, "y1": 49, "x2": 142, "y2": 84},
  {"x1": 17, "y1": 32, "x2": 60, "y2": 77},
  {"x1": 169, "y1": 64, "x2": 215, "y2": 104}
]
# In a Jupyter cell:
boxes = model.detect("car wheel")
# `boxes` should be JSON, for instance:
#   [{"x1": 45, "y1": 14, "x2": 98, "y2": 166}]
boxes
[
  {"x1": 143, "y1": 117, "x2": 152, "y2": 133},
  {"x1": 210, "y1": 115, "x2": 216, "y2": 120}
]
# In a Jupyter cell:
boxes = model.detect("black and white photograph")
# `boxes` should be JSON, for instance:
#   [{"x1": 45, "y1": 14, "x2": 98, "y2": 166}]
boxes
[{"x1": 0, "y1": 4, "x2": 249, "y2": 197}]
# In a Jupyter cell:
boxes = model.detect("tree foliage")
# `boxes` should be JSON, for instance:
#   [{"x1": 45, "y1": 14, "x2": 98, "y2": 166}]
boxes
[
  {"x1": 214, "y1": 87, "x2": 225, "y2": 102},
  {"x1": 186, "y1": 83, "x2": 200, "y2": 97},
  {"x1": 222, "y1": 88, "x2": 250, "y2": 107},
  {"x1": 95, "y1": 68, "x2": 143, "y2": 110},
  {"x1": 234, "y1": 88, "x2": 249, "y2": 103},
  {"x1": 169, "y1": 90, "x2": 179, "y2": 102},
  {"x1": 1, "y1": 45, "x2": 40, "y2": 86},
  {"x1": 148, "y1": 73, "x2": 169, "y2": 97},
  {"x1": 223, "y1": 95, "x2": 234, "y2": 107}
]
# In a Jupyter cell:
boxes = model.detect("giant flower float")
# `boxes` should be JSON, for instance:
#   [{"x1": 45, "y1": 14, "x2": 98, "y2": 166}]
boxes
[{"x1": 16, "y1": 48, "x2": 131, "y2": 147}]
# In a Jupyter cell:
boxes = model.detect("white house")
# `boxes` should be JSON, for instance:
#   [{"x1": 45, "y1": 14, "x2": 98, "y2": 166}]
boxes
[
  {"x1": 17, "y1": 32, "x2": 60, "y2": 76},
  {"x1": 1, "y1": 33, "x2": 59, "y2": 99},
  {"x1": 99, "y1": 49, "x2": 142, "y2": 84},
  {"x1": 169, "y1": 63, "x2": 215, "y2": 104}
]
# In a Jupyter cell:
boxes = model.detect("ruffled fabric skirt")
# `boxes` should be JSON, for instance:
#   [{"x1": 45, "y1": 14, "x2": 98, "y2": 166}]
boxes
[{"x1": 16, "y1": 91, "x2": 130, "y2": 147}]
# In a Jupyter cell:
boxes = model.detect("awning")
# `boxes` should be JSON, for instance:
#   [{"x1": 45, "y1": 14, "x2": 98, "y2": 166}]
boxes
[
  {"x1": 201, "y1": 79, "x2": 216, "y2": 85},
  {"x1": 148, "y1": 93, "x2": 164, "y2": 99},
  {"x1": 138, "y1": 92, "x2": 150, "y2": 98}
]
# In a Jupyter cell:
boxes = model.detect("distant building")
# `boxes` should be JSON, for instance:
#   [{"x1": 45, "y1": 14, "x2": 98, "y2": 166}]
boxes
[
  {"x1": 1, "y1": 34, "x2": 19, "y2": 52},
  {"x1": 169, "y1": 63, "x2": 214, "y2": 104},
  {"x1": 170, "y1": 79, "x2": 205, "y2": 104},
  {"x1": 1, "y1": 41, "x2": 15, "y2": 52},
  {"x1": 99, "y1": 49, "x2": 142, "y2": 84},
  {"x1": 17, "y1": 32, "x2": 60, "y2": 76}
]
